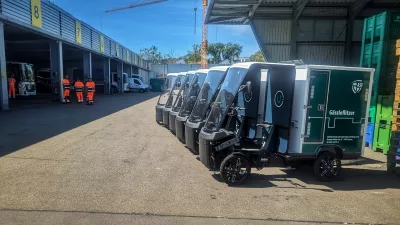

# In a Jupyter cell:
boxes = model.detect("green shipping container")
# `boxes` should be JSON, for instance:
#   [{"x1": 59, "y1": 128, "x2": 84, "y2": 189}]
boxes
[
  {"x1": 360, "y1": 11, "x2": 400, "y2": 122},
  {"x1": 373, "y1": 123, "x2": 392, "y2": 154}
]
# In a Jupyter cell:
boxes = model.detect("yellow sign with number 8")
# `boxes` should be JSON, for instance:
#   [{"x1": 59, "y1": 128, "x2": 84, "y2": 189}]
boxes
[
  {"x1": 31, "y1": 0, "x2": 42, "y2": 28},
  {"x1": 75, "y1": 21, "x2": 82, "y2": 44}
]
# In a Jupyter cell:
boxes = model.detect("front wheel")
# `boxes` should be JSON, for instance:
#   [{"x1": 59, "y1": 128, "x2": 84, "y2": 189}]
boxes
[
  {"x1": 220, "y1": 154, "x2": 251, "y2": 185},
  {"x1": 313, "y1": 152, "x2": 341, "y2": 181}
]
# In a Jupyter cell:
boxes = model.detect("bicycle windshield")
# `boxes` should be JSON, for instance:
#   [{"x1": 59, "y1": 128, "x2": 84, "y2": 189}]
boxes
[
  {"x1": 178, "y1": 72, "x2": 208, "y2": 117},
  {"x1": 159, "y1": 75, "x2": 184, "y2": 106},
  {"x1": 203, "y1": 68, "x2": 248, "y2": 132},
  {"x1": 187, "y1": 70, "x2": 226, "y2": 122},
  {"x1": 165, "y1": 76, "x2": 177, "y2": 90},
  {"x1": 171, "y1": 73, "x2": 195, "y2": 112}
]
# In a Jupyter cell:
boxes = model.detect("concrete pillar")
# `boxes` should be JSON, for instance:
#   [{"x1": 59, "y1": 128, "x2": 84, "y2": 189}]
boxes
[
  {"x1": 83, "y1": 51, "x2": 92, "y2": 80},
  {"x1": 50, "y1": 41, "x2": 64, "y2": 103},
  {"x1": 103, "y1": 58, "x2": 111, "y2": 95},
  {"x1": 0, "y1": 22, "x2": 8, "y2": 110},
  {"x1": 344, "y1": 18, "x2": 354, "y2": 66},
  {"x1": 116, "y1": 62, "x2": 123, "y2": 94},
  {"x1": 130, "y1": 65, "x2": 133, "y2": 76}
]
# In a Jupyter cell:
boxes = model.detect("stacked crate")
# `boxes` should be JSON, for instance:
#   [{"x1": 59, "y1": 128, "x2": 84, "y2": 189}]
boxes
[
  {"x1": 372, "y1": 95, "x2": 393, "y2": 154},
  {"x1": 388, "y1": 39, "x2": 400, "y2": 173},
  {"x1": 360, "y1": 11, "x2": 400, "y2": 148}
]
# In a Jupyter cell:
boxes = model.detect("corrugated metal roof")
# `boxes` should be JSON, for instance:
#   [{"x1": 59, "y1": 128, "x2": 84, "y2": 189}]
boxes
[
  {"x1": 253, "y1": 20, "x2": 291, "y2": 44},
  {"x1": 207, "y1": 0, "x2": 400, "y2": 25}
]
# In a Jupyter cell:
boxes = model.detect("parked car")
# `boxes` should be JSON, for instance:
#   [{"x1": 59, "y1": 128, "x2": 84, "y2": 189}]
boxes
[{"x1": 128, "y1": 77, "x2": 149, "y2": 92}]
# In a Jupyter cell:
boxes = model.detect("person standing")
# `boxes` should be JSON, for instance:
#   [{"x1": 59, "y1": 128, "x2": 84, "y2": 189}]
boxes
[
  {"x1": 7, "y1": 72, "x2": 16, "y2": 99},
  {"x1": 62, "y1": 75, "x2": 71, "y2": 103},
  {"x1": 74, "y1": 78, "x2": 85, "y2": 103},
  {"x1": 85, "y1": 77, "x2": 96, "y2": 105}
]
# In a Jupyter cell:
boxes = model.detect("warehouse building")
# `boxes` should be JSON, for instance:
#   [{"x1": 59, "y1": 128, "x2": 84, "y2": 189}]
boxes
[{"x1": 0, "y1": 0, "x2": 150, "y2": 110}]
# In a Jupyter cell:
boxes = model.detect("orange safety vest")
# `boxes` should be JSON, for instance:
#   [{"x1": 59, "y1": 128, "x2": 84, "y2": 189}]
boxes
[
  {"x1": 8, "y1": 78, "x2": 16, "y2": 87},
  {"x1": 62, "y1": 79, "x2": 70, "y2": 89},
  {"x1": 86, "y1": 81, "x2": 95, "y2": 92},
  {"x1": 74, "y1": 81, "x2": 84, "y2": 92}
]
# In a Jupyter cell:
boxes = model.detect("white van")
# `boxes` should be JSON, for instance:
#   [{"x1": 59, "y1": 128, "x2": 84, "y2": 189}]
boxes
[
  {"x1": 127, "y1": 77, "x2": 149, "y2": 92},
  {"x1": 111, "y1": 72, "x2": 129, "y2": 93}
]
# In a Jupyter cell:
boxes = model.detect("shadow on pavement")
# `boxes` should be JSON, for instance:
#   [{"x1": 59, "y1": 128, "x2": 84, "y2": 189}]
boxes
[
  {"x1": 341, "y1": 156, "x2": 384, "y2": 166},
  {"x1": 0, "y1": 92, "x2": 160, "y2": 157},
  {"x1": 212, "y1": 166, "x2": 400, "y2": 191}
]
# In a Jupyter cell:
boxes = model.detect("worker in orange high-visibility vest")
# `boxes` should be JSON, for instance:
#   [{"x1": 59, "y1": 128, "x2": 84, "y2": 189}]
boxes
[
  {"x1": 7, "y1": 72, "x2": 16, "y2": 99},
  {"x1": 85, "y1": 77, "x2": 96, "y2": 105},
  {"x1": 74, "y1": 78, "x2": 85, "y2": 103},
  {"x1": 62, "y1": 75, "x2": 71, "y2": 103}
]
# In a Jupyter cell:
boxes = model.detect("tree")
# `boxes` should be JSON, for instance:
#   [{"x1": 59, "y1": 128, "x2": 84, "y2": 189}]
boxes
[
  {"x1": 184, "y1": 44, "x2": 201, "y2": 64},
  {"x1": 208, "y1": 43, "x2": 225, "y2": 64},
  {"x1": 222, "y1": 43, "x2": 242, "y2": 62},
  {"x1": 249, "y1": 50, "x2": 265, "y2": 62},
  {"x1": 140, "y1": 46, "x2": 163, "y2": 64},
  {"x1": 207, "y1": 42, "x2": 243, "y2": 64},
  {"x1": 161, "y1": 49, "x2": 181, "y2": 64}
]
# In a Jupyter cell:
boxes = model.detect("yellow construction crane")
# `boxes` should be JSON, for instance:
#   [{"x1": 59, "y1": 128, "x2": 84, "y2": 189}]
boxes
[
  {"x1": 201, "y1": 0, "x2": 208, "y2": 69},
  {"x1": 105, "y1": 0, "x2": 168, "y2": 13},
  {"x1": 105, "y1": 0, "x2": 208, "y2": 69}
]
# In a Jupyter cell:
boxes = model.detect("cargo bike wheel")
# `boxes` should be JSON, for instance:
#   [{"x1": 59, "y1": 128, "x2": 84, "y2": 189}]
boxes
[
  {"x1": 220, "y1": 154, "x2": 251, "y2": 185},
  {"x1": 313, "y1": 152, "x2": 341, "y2": 181}
]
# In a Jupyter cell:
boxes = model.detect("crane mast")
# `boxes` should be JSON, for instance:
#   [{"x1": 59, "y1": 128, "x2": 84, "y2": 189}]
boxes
[{"x1": 201, "y1": 0, "x2": 208, "y2": 69}]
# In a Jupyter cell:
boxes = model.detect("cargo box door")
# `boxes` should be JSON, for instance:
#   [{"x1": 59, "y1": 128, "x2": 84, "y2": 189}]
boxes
[{"x1": 304, "y1": 71, "x2": 329, "y2": 143}]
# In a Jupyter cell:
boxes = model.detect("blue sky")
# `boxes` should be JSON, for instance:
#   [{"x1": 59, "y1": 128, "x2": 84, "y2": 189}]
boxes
[{"x1": 53, "y1": 0, "x2": 259, "y2": 57}]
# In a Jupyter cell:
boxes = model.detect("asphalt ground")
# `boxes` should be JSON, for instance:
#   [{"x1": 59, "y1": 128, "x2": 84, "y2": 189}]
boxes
[{"x1": 0, "y1": 92, "x2": 399, "y2": 225}]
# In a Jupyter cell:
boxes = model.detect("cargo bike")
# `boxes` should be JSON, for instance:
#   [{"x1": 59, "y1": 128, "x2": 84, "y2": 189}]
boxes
[
  {"x1": 175, "y1": 67, "x2": 229, "y2": 144},
  {"x1": 198, "y1": 62, "x2": 374, "y2": 185},
  {"x1": 170, "y1": 70, "x2": 208, "y2": 134},
  {"x1": 183, "y1": 66, "x2": 229, "y2": 151},
  {"x1": 155, "y1": 73, "x2": 181, "y2": 124}
]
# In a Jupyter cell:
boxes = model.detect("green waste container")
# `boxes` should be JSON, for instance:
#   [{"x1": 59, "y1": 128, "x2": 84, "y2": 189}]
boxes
[{"x1": 150, "y1": 78, "x2": 165, "y2": 92}]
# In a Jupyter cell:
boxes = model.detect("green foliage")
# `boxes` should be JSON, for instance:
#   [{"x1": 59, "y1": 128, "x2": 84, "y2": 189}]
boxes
[
  {"x1": 222, "y1": 43, "x2": 242, "y2": 62},
  {"x1": 140, "y1": 46, "x2": 163, "y2": 64},
  {"x1": 249, "y1": 50, "x2": 265, "y2": 62},
  {"x1": 208, "y1": 43, "x2": 225, "y2": 64},
  {"x1": 183, "y1": 44, "x2": 201, "y2": 64},
  {"x1": 208, "y1": 42, "x2": 243, "y2": 64},
  {"x1": 143, "y1": 43, "x2": 244, "y2": 64}
]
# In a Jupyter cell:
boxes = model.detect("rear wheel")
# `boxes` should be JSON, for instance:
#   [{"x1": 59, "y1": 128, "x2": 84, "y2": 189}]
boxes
[
  {"x1": 220, "y1": 154, "x2": 251, "y2": 185},
  {"x1": 313, "y1": 152, "x2": 341, "y2": 181}
]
